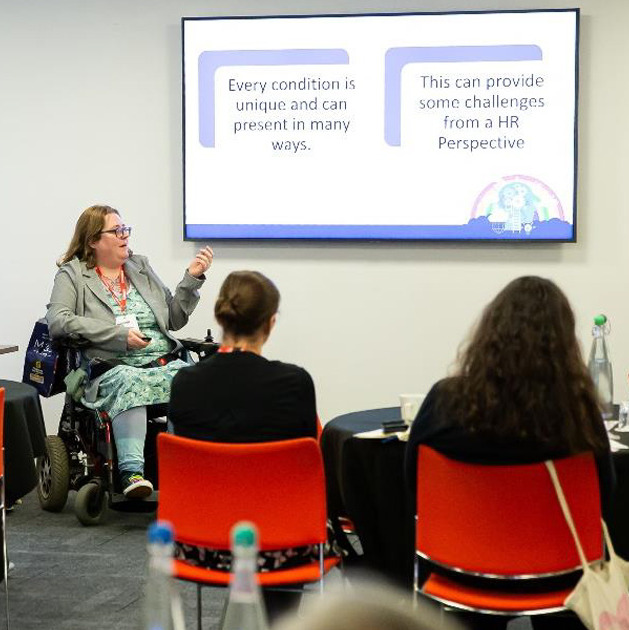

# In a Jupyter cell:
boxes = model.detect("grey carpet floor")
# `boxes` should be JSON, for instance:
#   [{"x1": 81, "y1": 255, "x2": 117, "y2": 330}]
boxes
[
  {"x1": 5, "y1": 489, "x2": 226, "y2": 630},
  {"x1": 3, "y1": 490, "x2": 539, "y2": 630}
]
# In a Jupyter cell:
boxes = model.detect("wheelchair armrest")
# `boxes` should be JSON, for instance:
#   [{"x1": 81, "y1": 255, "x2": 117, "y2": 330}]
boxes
[
  {"x1": 178, "y1": 338, "x2": 220, "y2": 359},
  {"x1": 52, "y1": 335, "x2": 91, "y2": 351}
]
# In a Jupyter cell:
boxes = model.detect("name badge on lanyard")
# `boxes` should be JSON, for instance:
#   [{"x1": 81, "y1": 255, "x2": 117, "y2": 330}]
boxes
[{"x1": 115, "y1": 314, "x2": 139, "y2": 329}]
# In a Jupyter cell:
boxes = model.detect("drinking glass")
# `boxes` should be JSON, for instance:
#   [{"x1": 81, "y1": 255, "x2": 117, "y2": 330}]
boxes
[
  {"x1": 399, "y1": 394, "x2": 425, "y2": 425},
  {"x1": 618, "y1": 401, "x2": 629, "y2": 431}
]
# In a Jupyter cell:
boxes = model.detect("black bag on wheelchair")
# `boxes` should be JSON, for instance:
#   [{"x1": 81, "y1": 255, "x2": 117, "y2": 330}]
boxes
[{"x1": 22, "y1": 318, "x2": 73, "y2": 397}]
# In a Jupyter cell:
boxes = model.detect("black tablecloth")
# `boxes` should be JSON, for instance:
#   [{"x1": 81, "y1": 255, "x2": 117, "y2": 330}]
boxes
[
  {"x1": 0, "y1": 380, "x2": 47, "y2": 505},
  {"x1": 321, "y1": 407, "x2": 415, "y2": 586},
  {"x1": 322, "y1": 408, "x2": 629, "y2": 588}
]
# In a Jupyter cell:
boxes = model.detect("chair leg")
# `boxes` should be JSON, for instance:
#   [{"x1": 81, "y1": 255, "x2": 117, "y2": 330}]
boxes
[
  {"x1": 1, "y1": 478, "x2": 8, "y2": 630},
  {"x1": 412, "y1": 556, "x2": 418, "y2": 608},
  {"x1": 196, "y1": 584, "x2": 202, "y2": 630},
  {"x1": 318, "y1": 544, "x2": 324, "y2": 595}
]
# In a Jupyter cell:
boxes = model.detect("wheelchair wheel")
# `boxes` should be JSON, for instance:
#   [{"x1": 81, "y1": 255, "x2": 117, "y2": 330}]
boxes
[
  {"x1": 37, "y1": 435, "x2": 70, "y2": 512},
  {"x1": 75, "y1": 482, "x2": 107, "y2": 526}
]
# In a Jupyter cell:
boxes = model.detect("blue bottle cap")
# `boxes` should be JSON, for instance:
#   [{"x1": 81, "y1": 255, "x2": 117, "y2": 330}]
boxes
[{"x1": 148, "y1": 520, "x2": 174, "y2": 544}]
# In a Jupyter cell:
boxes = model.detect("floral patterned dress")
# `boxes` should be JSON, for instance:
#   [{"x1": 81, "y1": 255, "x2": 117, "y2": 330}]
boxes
[
  {"x1": 174, "y1": 528, "x2": 339, "y2": 573},
  {"x1": 175, "y1": 542, "x2": 325, "y2": 572},
  {"x1": 82, "y1": 283, "x2": 187, "y2": 419}
]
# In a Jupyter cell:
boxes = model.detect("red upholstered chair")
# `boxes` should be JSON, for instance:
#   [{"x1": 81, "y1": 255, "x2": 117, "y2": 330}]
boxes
[
  {"x1": 415, "y1": 445, "x2": 603, "y2": 620},
  {"x1": 157, "y1": 434, "x2": 340, "y2": 630},
  {"x1": 0, "y1": 388, "x2": 9, "y2": 629}
]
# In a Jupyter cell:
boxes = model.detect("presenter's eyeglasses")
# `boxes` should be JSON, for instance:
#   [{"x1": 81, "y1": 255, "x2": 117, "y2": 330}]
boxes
[{"x1": 100, "y1": 225, "x2": 132, "y2": 239}]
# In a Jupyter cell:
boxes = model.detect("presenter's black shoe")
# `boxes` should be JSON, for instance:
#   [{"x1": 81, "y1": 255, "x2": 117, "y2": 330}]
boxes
[{"x1": 121, "y1": 472, "x2": 153, "y2": 499}]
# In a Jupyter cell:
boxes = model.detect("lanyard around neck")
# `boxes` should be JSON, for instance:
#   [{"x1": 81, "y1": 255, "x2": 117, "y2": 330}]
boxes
[
  {"x1": 218, "y1": 345, "x2": 261, "y2": 355},
  {"x1": 96, "y1": 266, "x2": 127, "y2": 313},
  {"x1": 218, "y1": 345, "x2": 243, "y2": 353}
]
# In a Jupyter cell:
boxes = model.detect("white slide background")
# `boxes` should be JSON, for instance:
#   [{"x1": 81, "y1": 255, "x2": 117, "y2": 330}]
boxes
[{"x1": 184, "y1": 11, "x2": 576, "y2": 239}]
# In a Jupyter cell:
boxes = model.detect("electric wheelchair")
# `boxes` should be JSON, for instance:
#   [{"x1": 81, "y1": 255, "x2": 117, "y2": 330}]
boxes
[{"x1": 36, "y1": 332, "x2": 219, "y2": 525}]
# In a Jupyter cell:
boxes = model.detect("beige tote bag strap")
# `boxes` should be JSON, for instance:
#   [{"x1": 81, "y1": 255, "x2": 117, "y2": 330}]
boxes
[
  {"x1": 545, "y1": 460, "x2": 590, "y2": 570},
  {"x1": 601, "y1": 519, "x2": 619, "y2": 560}
]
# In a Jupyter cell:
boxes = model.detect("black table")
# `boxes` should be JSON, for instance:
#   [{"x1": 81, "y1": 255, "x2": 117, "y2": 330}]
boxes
[
  {"x1": 321, "y1": 407, "x2": 415, "y2": 586},
  {"x1": 322, "y1": 407, "x2": 629, "y2": 588},
  {"x1": 0, "y1": 380, "x2": 47, "y2": 505}
]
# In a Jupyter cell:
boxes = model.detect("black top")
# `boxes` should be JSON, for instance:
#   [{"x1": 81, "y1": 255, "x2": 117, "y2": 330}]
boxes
[
  {"x1": 168, "y1": 351, "x2": 317, "y2": 443},
  {"x1": 404, "y1": 377, "x2": 616, "y2": 519}
]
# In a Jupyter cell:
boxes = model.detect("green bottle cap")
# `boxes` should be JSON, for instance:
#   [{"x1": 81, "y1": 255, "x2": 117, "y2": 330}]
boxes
[
  {"x1": 594, "y1": 314, "x2": 607, "y2": 326},
  {"x1": 232, "y1": 522, "x2": 256, "y2": 547}
]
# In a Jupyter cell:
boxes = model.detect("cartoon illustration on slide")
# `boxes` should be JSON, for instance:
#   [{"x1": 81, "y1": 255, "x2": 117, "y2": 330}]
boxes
[
  {"x1": 470, "y1": 175, "x2": 568, "y2": 238},
  {"x1": 488, "y1": 182, "x2": 541, "y2": 234}
]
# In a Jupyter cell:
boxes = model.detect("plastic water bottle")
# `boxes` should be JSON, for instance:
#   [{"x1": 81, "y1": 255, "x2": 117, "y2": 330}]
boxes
[
  {"x1": 143, "y1": 521, "x2": 185, "y2": 630},
  {"x1": 588, "y1": 314, "x2": 614, "y2": 420},
  {"x1": 219, "y1": 522, "x2": 269, "y2": 630}
]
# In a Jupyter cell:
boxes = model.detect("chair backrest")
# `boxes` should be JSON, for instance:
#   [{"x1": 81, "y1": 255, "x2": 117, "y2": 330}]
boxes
[
  {"x1": 416, "y1": 445, "x2": 603, "y2": 577},
  {"x1": 157, "y1": 434, "x2": 328, "y2": 551}
]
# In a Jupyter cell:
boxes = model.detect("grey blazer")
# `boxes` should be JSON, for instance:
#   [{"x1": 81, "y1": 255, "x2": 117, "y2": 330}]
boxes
[{"x1": 46, "y1": 254, "x2": 205, "y2": 361}]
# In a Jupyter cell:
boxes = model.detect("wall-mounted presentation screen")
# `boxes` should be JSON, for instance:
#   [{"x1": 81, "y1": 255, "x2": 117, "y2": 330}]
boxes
[{"x1": 182, "y1": 10, "x2": 578, "y2": 241}]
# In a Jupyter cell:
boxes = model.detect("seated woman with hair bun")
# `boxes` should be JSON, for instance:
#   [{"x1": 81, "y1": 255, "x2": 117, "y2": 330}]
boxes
[
  {"x1": 169, "y1": 270, "x2": 318, "y2": 443},
  {"x1": 169, "y1": 270, "x2": 324, "y2": 590}
]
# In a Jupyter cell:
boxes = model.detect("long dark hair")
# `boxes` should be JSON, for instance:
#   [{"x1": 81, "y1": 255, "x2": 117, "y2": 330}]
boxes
[{"x1": 439, "y1": 276, "x2": 606, "y2": 453}]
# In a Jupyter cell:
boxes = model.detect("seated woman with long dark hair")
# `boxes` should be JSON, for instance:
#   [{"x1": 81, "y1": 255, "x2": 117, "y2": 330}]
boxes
[{"x1": 404, "y1": 275, "x2": 614, "y2": 629}]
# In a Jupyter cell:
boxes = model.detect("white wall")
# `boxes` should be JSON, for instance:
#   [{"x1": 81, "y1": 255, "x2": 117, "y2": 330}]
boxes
[{"x1": 1, "y1": 0, "x2": 627, "y2": 433}]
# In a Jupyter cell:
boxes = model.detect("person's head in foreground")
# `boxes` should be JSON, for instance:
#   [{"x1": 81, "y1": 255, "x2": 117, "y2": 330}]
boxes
[
  {"x1": 440, "y1": 275, "x2": 606, "y2": 454},
  {"x1": 272, "y1": 579, "x2": 463, "y2": 630},
  {"x1": 214, "y1": 270, "x2": 280, "y2": 353}
]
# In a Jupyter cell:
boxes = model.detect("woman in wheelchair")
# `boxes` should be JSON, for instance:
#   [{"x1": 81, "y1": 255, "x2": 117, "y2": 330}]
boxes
[
  {"x1": 169, "y1": 270, "x2": 322, "y2": 571},
  {"x1": 47, "y1": 204, "x2": 213, "y2": 499}
]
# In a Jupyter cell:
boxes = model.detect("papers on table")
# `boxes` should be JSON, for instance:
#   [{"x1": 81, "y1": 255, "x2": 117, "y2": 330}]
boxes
[
  {"x1": 607, "y1": 421, "x2": 629, "y2": 450},
  {"x1": 605, "y1": 419, "x2": 629, "y2": 450},
  {"x1": 355, "y1": 429, "x2": 387, "y2": 439},
  {"x1": 355, "y1": 428, "x2": 410, "y2": 442},
  {"x1": 356, "y1": 420, "x2": 628, "y2": 449},
  {"x1": 609, "y1": 438, "x2": 629, "y2": 452}
]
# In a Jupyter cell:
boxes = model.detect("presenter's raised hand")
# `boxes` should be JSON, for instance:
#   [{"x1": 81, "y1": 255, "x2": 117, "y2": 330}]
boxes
[{"x1": 187, "y1": 246, "x2": 214, "y2": 278}]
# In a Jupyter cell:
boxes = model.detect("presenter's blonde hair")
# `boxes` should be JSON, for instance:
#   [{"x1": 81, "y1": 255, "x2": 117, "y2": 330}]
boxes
[{"x1": 59, "y1": 205, "x2": 120, "y2": 268}]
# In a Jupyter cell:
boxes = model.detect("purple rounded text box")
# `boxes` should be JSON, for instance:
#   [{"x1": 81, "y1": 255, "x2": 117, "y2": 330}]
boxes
[
  {"x1": 198, "y1": 49, "x2": 349, "y2": 148},
  {"x1": 384, "y1": 45, "x2": 543, "y2": 146}
]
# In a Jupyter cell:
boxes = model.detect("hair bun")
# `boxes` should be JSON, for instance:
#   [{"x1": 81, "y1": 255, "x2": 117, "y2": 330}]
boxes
[
  {"x1": 214, "y1": 271, "x2": 280, "y2": 337},
  {"x1": 215, "y1": 296, "x2": 239, "y2": 321}
]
